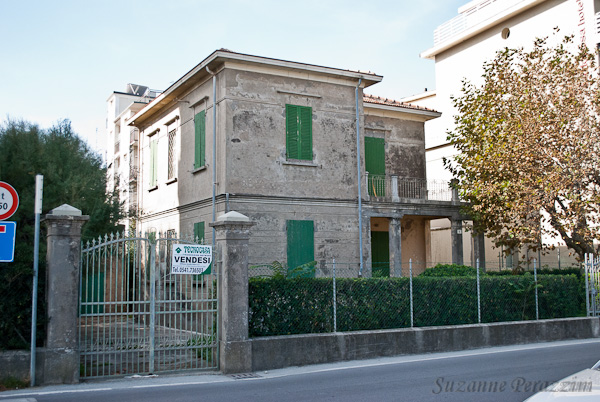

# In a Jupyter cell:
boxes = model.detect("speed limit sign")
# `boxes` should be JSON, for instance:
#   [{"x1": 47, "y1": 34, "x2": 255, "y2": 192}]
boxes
[{"x1": 0, "y1": 182, "x2": 19, "y2": 221}]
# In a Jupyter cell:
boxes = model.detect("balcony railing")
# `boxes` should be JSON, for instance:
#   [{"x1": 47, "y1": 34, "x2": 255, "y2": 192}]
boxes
[
  {"x1": 433, "y1": 0, "x2": 526, "y2": 46},
  {"x1": 365, "y1": 173, "x2": 456, "y2": 202},
  {"x1": 130, "y1": 128, "x2": 139, "y2": 145},
  {"x1": 129, "y1": 166, "x2": 138, "y2": 182}
]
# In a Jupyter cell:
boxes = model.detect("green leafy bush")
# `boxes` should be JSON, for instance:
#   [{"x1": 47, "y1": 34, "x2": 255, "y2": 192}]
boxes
[
  {"x1": 248, "y1": 274, "x2": 584, "y2": 337},
  {"x1": 420, "y1": 264, "x2": 478, "y2": 277}
]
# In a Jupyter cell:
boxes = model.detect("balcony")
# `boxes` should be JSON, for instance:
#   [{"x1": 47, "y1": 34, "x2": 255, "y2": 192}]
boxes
[
  {"x1": 364, "y1": 174, "x2": 457, "y2": 202},
  {"x1": 433, "y1": 0, "x2": 527, "y2": 46},
  {"x1": 129, "y1": 166, "x2": 138, "y2": 182},
  {"x1": 114, "y1": 141, "x2": 120, "y2": 155},
  {"x1": 130, "y1": 128, "x2": 139, "y2": 145}
]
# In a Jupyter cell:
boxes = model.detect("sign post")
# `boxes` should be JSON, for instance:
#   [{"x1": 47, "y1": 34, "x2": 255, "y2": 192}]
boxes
[{"x1": 30, "y1": 175, "x2": 43, "y2": 386}]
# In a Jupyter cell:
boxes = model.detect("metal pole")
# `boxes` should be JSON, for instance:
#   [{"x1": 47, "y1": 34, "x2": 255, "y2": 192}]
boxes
[
  {"x1": 355, "y1": 78, "x2": 364, "y2": 276},
  {"x1": 30, "y1": 174, "x2": 43, "y2": 387},
  {"x1": 333, "y1": 259, "x2": 337, "y2": 333},
  {"x1": 476, "y1": 258, "x2": 482, "y2": 324},
  {"x1": 149, "y1": 241, "x2": 156, "y2": 374},
  {"x1": 409, "y1": 259, "x2": 414, "y2": 328},
  {"x1": 534, "y1": 259, "x2": 539, "y2": 320},
  {"x1": 206, "y1": 66, "x2": 217, "y2": 248}
]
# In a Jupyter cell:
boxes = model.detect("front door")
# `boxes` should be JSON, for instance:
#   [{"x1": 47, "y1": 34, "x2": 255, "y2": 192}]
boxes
[
  {"x1": 365, "y1": 137, "x2": 386, "y2": 197},
  {"x1": 371, "y1": 231, "x2": 390, "y2": 277}
]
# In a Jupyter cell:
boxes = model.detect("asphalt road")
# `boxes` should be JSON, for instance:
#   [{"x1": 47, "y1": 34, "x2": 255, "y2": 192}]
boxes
[{"x1": 2, "y1": 339, "x2": 599, "y2": 402}]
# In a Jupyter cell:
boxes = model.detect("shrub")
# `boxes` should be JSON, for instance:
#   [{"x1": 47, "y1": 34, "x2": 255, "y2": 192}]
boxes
[
  {"x1": 248, "y1": 274, "x2": 584, "y2": 337},
  {"x1": 420, "y1": 264, "x2": 478, "y2": 277}
]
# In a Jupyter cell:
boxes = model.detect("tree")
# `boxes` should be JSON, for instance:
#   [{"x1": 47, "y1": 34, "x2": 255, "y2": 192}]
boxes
[
  {"x1": 446, "y1": 33, "x2": 600, "y2": 261},
  {"x1": 0, "y1": 119, "x2": 123, "y2": 349}
]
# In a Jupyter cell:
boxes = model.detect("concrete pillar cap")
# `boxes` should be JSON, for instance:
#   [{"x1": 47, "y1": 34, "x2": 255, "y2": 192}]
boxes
[
  {"x1": 216, "y1": 211, "x2": 250, "y2": 223},
  {"x1": 49, "y1": 204, "x2": 82, "y2": 216}
]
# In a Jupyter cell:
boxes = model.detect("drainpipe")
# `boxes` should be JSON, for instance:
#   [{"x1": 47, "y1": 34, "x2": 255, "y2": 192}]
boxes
[
  {"x1": 206, "y1": 66, "x2": 217, "y2": 248},
  {"x1": 356, "y1": 78, "x2": 364, "y2": 276}
]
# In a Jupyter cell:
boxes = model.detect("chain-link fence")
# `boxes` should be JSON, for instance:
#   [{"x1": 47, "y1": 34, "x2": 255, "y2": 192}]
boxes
[{"x1": 248, "y1": 260, "x2": 585, "y2": 337}]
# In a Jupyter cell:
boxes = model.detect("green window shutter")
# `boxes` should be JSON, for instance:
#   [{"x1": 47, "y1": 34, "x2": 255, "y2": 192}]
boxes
[
  {"x1": 286, "y1": 105, "x2": 299, "y2": 159},
  {"x1": 286, "y1": 220, "x2": 314, "y2": 271},
  {"x1": 193, "y1": 221, "x2": 205, "y2": 243},
  {"x1": 299, "y1": 106, "x2": 312, "y2": 160},
  {"x1": 365, "y1": 137, "x2": 385, "y2": 196},
  {"x1": 194, "y1": 111, "x2": 206, "y2": 168},
  {"x1": 286, "y1": 104, "x2": 312, "y2": 160},
  {"x1": 149, "y1": 138, "x2": 158, "y2": 187}
]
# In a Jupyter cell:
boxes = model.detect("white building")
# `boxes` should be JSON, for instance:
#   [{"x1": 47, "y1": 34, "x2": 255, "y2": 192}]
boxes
[
  {"x1": 406, "y1": 0, "x2": 600, "y2": 269},
  {"x1": 106, "y1": 84, "x2": 161, "y2": 230}
]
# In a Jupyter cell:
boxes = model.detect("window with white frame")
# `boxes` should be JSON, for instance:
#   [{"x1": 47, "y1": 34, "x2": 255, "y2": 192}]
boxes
[{"x1": 168, "y1": 128, "x2": 177, "y2": 180}]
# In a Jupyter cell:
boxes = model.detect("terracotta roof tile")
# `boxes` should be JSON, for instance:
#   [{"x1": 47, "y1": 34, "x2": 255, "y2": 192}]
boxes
[{"x1": 363, "y1": 94, "x2": 438, "y2": 113}]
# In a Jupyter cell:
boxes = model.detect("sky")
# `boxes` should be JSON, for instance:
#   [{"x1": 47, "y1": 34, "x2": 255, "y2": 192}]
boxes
[{"x1": 0, "y1": 0, "x2": 465, "y2": 157}]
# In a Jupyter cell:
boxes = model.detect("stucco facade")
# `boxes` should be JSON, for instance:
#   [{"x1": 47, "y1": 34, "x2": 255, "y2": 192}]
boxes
[
  {"x1": 123, "y1": 50, "x2": 466, "y2": 276},
  {"x1": 404, "y1": 0, "x2": 599, "y2": 269}
]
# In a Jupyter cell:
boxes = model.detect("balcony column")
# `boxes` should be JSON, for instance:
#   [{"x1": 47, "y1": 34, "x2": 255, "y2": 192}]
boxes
[
  {"x1": 389, "y1": 217, "x2": 402, "y2": 277},
  {"x1": 473, "y1": 231, "x2": 486, "y2": 271},
  {"x1": 451, "y1": 218, "x2": 464, "y2": 265},
  {"x1": 391, "y1": 175, "x2": 400, "y2": 202}
]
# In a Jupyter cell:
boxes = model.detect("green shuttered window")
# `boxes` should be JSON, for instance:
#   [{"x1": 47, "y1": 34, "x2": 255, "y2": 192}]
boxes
[
  {"x1": 286, "y1": 220, "x2": 314, "y2": 270},
  {"x1": 194, "y1": 110, "x2": 206, "y2": 169},
  {"x1": 286, "y1": 104, "x2": 312, "y2": 160},
  {"x1": 365, "y1": 137, "x2": 385, "y2": 196},
  {"x1": 193, "y1": 221, "x2": 205, "y2": 243},
  {"x1": 149, "y1": 137, "x2": 158, "y2": 188}
]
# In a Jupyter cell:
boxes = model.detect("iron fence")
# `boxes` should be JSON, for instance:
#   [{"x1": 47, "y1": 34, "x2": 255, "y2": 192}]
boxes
[
  {"x1": 585, "y1": 254, "x2": 600, "y2": 316},
  {"x1": 248, "y1": 260, "x2": 584, "y2": 337}
]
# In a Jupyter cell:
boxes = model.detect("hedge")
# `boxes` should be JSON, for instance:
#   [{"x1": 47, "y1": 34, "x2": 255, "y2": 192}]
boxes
[{"x1": 248, "y1": 275, "x2": 585, "y2": 337}]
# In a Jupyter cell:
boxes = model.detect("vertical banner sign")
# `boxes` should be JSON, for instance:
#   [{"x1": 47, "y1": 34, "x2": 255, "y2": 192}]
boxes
[{"x1": 171, "y1": 244, "x2": 212, "y2": 275}]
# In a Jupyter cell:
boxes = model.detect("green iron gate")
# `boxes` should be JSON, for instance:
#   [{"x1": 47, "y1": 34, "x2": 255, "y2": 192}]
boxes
[{"x1": 79, "y1": 232, "x2": 218, "y2": 378}]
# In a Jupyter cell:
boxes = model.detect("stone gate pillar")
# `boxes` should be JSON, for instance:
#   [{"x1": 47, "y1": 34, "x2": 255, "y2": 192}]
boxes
[
  {"x1": 210, "y1": 211, "x2": 255, "y2": 374},
  {"x1": 43, "y1": 204, "x2": 89, "y2": 384}
]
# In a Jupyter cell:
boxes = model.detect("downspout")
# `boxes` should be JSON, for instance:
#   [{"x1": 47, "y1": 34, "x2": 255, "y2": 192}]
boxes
[
  {"x1": 206, "y1": 66, "x2": 217, "y2": 248},
  {"x1": 356, "y1": 78, "x2": 364, "y2": 277}
]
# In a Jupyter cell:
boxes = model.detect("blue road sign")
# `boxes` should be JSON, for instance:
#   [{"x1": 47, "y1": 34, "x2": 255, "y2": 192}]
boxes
[{"x1": 0, "y1": 221, "x2": 16, "y2": 262}]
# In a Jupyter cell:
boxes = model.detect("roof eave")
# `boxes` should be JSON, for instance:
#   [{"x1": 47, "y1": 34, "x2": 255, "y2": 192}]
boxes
[
  {"x1": 364, "y1": 103, "x2": 441, "y2": 120},
  {"x1": 130, "y1": 50, "x2": 384, "y2": 127}
]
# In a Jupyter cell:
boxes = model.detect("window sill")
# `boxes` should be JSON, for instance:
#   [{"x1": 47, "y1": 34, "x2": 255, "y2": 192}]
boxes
[
  {"x1": 148, "y1": 185, "x2": 158, "y2": 192},
  {"x1": 166, "y1": 178, "x2": 177, "y2": 185},
  {"x1": 282, "y1": 160, "x2": 319, "y2": 168},
  {"x1": 192, "y1": 166, "x2": 207, "y2": 174}
]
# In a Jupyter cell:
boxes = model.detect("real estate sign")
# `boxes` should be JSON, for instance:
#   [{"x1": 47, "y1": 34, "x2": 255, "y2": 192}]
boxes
[{"x1": 171, "y1": 244, "x2": 212, "y2": 275}]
